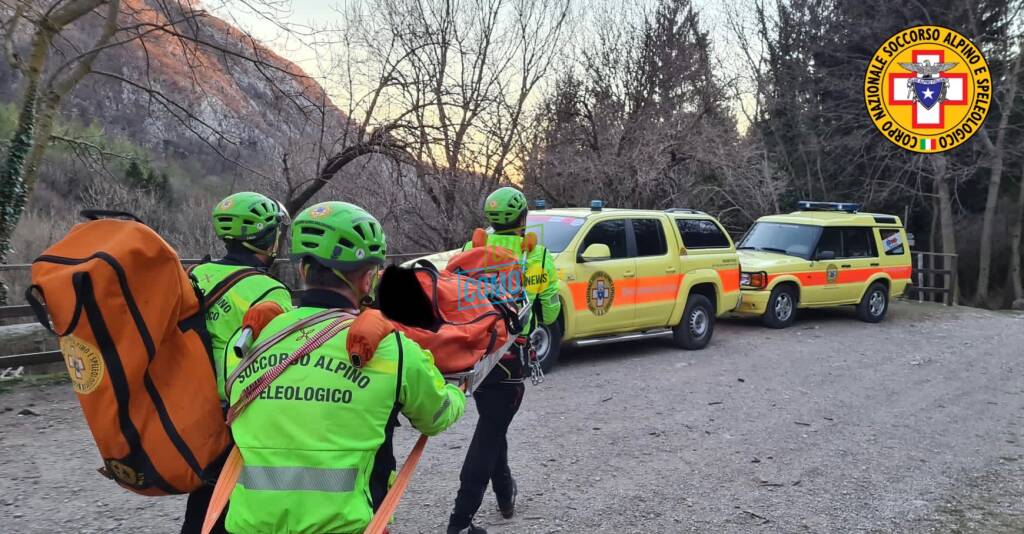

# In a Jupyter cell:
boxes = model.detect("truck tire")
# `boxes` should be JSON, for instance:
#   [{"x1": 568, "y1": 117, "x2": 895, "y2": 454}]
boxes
[
  {"x1": 856, "y1": 282, "x2": 889, "y2": 323},
  {"x1": 762, "y1": 285, "x2": 797, "y2": 329},
  {"x1": 673, "y1": 294, "x2": 715, "y2": 350},
  {"x1": 532, "y1": 321, "x2": 562, "y2": 372}
]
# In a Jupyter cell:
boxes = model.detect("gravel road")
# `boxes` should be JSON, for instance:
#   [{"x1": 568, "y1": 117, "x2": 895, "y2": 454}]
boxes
[{"x1": 1, "y1": 301, "x2": 1022, "y2": 533}]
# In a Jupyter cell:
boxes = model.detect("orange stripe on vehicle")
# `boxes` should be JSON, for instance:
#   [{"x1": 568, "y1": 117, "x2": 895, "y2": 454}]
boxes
[
  {"x1": 568, "y1": 274, "x2": 685, "y2": 310},
  {"x1": 768, "y1": 266, "x2": 913, "y2": 287},
  {"x1": 717, "y1": 268, "x2": 740, "y2": 293},
  {"x1": 632, "y1": 274, "x2": 683, "y2": 304},
  {"x1": 568, "y1": 279, "x2": 637, "y2": 310}
]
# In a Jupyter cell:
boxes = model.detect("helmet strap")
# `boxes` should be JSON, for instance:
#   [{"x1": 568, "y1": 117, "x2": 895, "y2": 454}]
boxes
[
  {"x1": 239, "y1": 225, "x2": 281, "y2": 259},
  {"x1": 331, "y1": 267, "x2": 380, "y2": 309}
]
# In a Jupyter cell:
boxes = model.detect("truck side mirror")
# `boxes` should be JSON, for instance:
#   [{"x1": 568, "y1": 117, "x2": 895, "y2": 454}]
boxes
[
  {"x1": 579, "y1": 243, "x2": 611, "y2": 263},
  {"x1": 816, "y1": 250, "x2": 836, "y2": 261}
]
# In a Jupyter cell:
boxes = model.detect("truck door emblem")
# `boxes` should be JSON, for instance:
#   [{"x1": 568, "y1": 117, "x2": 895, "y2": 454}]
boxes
[{"x1": 586, "y1": 271, "x2": 616, "y2": 316}]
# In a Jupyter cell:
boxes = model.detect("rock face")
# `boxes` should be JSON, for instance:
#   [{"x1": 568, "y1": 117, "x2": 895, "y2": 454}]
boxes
[{"x1": 0, "y1": 0, "x2": 349, "y2": 177}]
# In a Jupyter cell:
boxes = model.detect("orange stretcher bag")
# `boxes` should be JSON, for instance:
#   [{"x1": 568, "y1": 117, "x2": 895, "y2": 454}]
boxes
[
  {"x1": 377, "y1": 236, "x2": 528, "y2": 373},
  {"x1": 26, "y1": 211, "x2": 232, "y2": 496}
]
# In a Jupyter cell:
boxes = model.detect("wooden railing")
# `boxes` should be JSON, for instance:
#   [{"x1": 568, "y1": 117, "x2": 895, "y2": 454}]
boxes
[
  {"x1": 0, "y1": 253, "x2": 432, "y2": 370},
  {"x1": 907, "y1": 251, "x2": 958, "y2": 306}
]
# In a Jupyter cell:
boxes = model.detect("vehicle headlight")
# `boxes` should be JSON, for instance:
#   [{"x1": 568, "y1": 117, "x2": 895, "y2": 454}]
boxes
[{"x1": 741, "y1": 271, "x2": 768, "y2": 289}]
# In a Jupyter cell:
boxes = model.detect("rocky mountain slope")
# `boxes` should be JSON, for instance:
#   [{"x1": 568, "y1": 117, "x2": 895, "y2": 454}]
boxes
[{"x1": 0, "y1": 0, "x2": 349, "y2": 180}]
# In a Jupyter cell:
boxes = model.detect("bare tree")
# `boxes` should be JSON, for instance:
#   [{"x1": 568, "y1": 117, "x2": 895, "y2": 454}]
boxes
[
  {"x1": 281, "y1": 0, "x2": 572, "y2": 249},
  {"x1": 974, "y1": 32, "x2": 1023, "y2": 306}
]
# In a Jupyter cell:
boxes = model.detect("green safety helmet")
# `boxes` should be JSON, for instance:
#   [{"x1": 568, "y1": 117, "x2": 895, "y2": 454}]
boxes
[
  {"x1": 212, "y1": 192, "x2": 288, "y2": 244},
  {"x1": 290, "y1": 201, "x2": 387, "y2": 270},
  {"x1": 484, "y1": 187, "x2": 528, "y2": 226}
]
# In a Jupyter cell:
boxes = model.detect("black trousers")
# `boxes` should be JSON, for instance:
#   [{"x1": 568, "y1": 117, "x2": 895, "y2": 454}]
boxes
[
  {"x1": 181, "y1": 481, "x2": 227, "y2": 534},
  {"x1": 451, "y1": 363, "x2": 525, "y2": 525},
  {"x1": 181, "y1": 443, "x2": 230, "y2": 534}
]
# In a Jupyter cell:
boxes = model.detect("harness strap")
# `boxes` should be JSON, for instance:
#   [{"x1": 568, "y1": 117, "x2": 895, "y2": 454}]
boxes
[
  {"x1": 200, "y1": 446, "x2": 241, "y2": 534},
  {"x1": 364, "y1": 434, "x2": 429, "y2": 534},
  {"x1": 224, "y1": 308, "x2": 346, "y2": 400},
  {"x1": 203, "y1": 268, "x2": 262, "y2": 309},
  {"x1": 226, "y1": 314, "x2": 354, "y2": 424}
]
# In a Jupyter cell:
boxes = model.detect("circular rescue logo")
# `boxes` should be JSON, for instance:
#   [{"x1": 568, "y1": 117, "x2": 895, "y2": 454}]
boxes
[
  {"x1": 826, "y1": 264, "x2": 839, "y2": 284},
  {"x1": 105, "y1": 459, "x2": 145, "y2": 487},
  {"x1": 218, "y1": 199, "x2": 233, "y2": 210},
  {"x1": 585, "y1": 271, "x2": 615, "y2": 316},
  {"x1": 59, "y1": 335, "x2": 105, "y2": 395},
  {"x1": 864, "y1": 26, "x2": 991, "y2": 153},
  {"x1": 309, "y1": 204, "x2": 332, "y2": 219}
]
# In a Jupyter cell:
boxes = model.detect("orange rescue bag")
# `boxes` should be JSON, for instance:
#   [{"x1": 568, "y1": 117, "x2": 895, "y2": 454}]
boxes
[{"x1": 27, "y1": 211, "x2": 232, "y2": 496}]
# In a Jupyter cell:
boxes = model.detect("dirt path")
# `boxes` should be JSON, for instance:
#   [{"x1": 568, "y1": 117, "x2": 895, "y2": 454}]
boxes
[{"x1": 1, "y1": 301, "x2": 1022, "y2": 533}]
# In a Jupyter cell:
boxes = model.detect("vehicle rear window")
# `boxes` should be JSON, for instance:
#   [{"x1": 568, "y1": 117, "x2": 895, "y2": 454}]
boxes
[
  {"x1": 632, "y1": 219, "x2": 667, "y2": 257},
  {"x1": 676, "y1": 219, "x2": 731, "y2": 249},
  {"x1": 878, "y1": 228, "x2": 905, "y2": 255},
  {"x1": 843, "y1": 228, "x2": 877, "y2": 258},
  {"x1": 525, "y1": 214, "x2": 585, "y2": 253},
  {"x1": 580, "y1": 219, "x2": 629, "y2": 259}
]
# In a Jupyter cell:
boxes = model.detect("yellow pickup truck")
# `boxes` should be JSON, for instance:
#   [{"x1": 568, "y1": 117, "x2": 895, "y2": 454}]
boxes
[
  {"x1": 734, "y1": 202, "x2": 913, "y2": 328},
  {"x1": 413, "y1": 203, "x2": 741, "y2": 371}
]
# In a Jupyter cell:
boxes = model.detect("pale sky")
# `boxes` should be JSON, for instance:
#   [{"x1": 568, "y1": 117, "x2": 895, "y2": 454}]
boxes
[{"x1": 205, "y1": 0, "x2": 758, "y2": 128}]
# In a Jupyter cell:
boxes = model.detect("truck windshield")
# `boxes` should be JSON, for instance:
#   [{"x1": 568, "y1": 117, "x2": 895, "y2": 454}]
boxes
[
  {"x1": 525, "y1": 214, "x2": 585, "y2": 253},
  {"x1": 738, "y1": 222, "x2": 822, "y2": 260}
]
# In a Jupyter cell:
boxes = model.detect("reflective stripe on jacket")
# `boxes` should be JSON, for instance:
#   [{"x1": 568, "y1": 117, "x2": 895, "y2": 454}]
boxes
[{"x1": 225, "y1": 299, "x2": 465, "y2": 534}]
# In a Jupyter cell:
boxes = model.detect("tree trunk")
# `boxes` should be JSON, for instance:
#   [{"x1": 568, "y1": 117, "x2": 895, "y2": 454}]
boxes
[
  {"x1": 1009, "y1": 166, "x2": 1024, "y2": 302},
  {"x1": 976, "y1": 149, "x2": 1002, "y2": 304},
  {"x1": 976, "y1": 42, "x2": 1022, "y2": 306},
  {"x1": 931, "y1": 155, "x2": 958, "y2": 302}
]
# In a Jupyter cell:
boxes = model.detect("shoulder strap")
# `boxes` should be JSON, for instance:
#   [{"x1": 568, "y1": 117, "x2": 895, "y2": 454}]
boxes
[
  {"x1": 185, "y1": 255, "x2": 213, "y2": 276},
  {"x1": 226, "y1": 312, "x2": 356, "y2": 424},
  {"x1": 225, "y1": 308, "x2": 349, "y2": 400},
  {"x1": 202, "y1": 268, "x2": 263, "y2": 310}
]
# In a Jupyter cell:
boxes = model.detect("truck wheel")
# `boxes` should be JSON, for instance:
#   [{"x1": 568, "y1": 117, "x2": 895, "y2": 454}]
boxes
[
  {"x1": 762, "y1": 285, "x2": 797, "y2": 329},
  {"x1": 856, "y1": 282, "x2": 889, "y2": 323},
  {"x1": 673, "y1": 294, "x2": 715, "y2": 350},
  {"x1": 532, "y1": 321, "x2": 562, "y2": 372}
]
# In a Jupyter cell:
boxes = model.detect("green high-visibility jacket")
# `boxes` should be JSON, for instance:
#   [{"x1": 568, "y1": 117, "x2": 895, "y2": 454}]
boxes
[
  {"x1": 225, "y1": 292, "x2": 466, "y2": 534},
  {"x1": 191, "y1": 259, "x2": 292, "y2": 400},
  {"x1": 463, "y1": 232, "x2": 561, "y2": 332}
]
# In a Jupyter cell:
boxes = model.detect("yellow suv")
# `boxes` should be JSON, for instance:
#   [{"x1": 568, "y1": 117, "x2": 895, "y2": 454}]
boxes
[
  {"x1": 734, "y1": 202, "x2": 912, "y2": 328},
  {"x1": 413, "y1": 203, "x2": 741, "y2": 370}
]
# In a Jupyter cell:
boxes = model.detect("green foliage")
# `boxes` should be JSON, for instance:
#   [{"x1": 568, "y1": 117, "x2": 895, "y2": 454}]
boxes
[
  {"x1": 0, "y1": 86, "x2": 39, "y2": 305},
  {"x1": 122, "y1": 160, "x2": 174, "y2": 202},
  {"x1": 125, "y1": 160, "x2": 145, "y2": 184}
]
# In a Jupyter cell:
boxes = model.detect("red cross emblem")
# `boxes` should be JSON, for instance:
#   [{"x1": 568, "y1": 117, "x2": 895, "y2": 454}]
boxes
[{"x1": 888, "y1": 50, "x2": 967, "y2": 129}]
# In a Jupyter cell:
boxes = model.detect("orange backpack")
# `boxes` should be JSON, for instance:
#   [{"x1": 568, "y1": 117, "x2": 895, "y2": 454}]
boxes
[{"x1": 27, "y1": 211, "x2": 232, "y2": 496}]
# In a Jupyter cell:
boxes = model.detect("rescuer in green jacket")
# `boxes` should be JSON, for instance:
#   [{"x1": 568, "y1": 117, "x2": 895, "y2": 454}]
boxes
[
  {"x1": 190, "y1": 191, "x2": 293, "y2": 401},
  {"x1": 225, "y1": 201, "x2": 466, "y2": 534},
  {"x1": 182, "y1": 191, "x2": 292, "y2": 534},
  {"x1": 447, "y1": 187, "x2": 561, "y2": 534}
]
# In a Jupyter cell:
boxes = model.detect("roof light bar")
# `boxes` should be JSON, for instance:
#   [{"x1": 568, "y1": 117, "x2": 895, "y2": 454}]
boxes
[
  {"x1": 533, "y1": 199, "x2": 547, "y2": 209},
  {"x1": 590, "y1": 200, "x2": 604, "y2": 211},
  {"x1": 797, "y1": 200, "x2": 860, "y2": 213}
]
